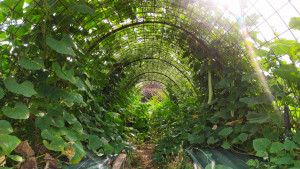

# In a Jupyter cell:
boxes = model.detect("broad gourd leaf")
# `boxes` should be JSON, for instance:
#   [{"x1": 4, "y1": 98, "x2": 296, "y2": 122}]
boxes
[
  {"x1": 103, "y1": 144, "x2": 114, "y2": 155},
  {"x1": 273, "y1": 64, "x2": 300, "y2": 85},
  {"x1": 269, "y1": 142, "x2": 284, "y2": 153},
  {"x1": 270, "y1": 42, "x2": 293, "y2": 56},
  {"x1": 221, "y1": 141, "x2": 230, "y2": 149},
  {"x1": 215, "y1": 77, "x2": 234, "y2": 89},
  {"x1": 0, "y1": 87, "x2": 4, "y2": 99},
  {"x1": 293, "y1": 132, "x2": 300, "y2": 143},
  {"x1": 41, "y1": 129, "x2": 53, "y2": 140},
  {"x1": 8, "y1": 155, "x2": 24, "y2": 162},
  {"x1": 239, "y1": 93, "x2": 272, "y2": 106},
  {"x1": 63, "y1": 112, "x2": 77, "y2": 125},
  {"x1": 46, "y1": 34, "x2": 75, "y2": 56},
  {"x1": 2, "y1": 102, "x2": 30, "y2": 119},
  {"x1": 289, "y1": 17, "x2": 300, "y2": 31},
  {"x1": 218, "y1": 127, "x2": 233, "y2": 137},
  {"x1": 87, "y1": 135, "x2": 102, "y2": 151},
  {"x1": 72, "y1": 121, "x2": 83, "y2": 134},
  {"x1": 35, "y1": 115, "x2": 52, "y2": 130},
  {"x1": 246, "y1": 112, "x2": 270, "y2": 123},
  {"x1": 19, "y1": 56, "x2": 44, "y2": 70},
  {"x1": 246, "y1": 159, "x2": 259, "y2": 167},
  {"x1": 70, "y1": 1, "x2": 96, "y2": 15},
  {"x1": 4, "y1": 77, "x2": 37, "y2": 97},
  {"x1": 253, "y1": 138, "x2": 270, "y2": 152},
  {"x1": 70, "y1": 141, "x2": 85, "y2": 164},
  {"x1": 188, "y1": 134, "x2": 204, "y2": 144},
  {"x1": 207, "y1": 136, "x2": 219, "y2": 144},
  {"x1": 43, "y1": 136, "x2": 65, "y2": 151},
  {"x1": 0, "y1": 120, "x2": 13, "y2": 134},
  {"x1": 0, "y1": 134, "x2": 21, "y2": 156},
  {"x1": 52, "y1": 62, "x2": 76, "y2": 83},
  {"x1": 65, "y1": 130, "x2": 80, "y2": 142},
  {"x1": 241, "y1": 73, "x2": 257, "y2": 81},
  {"x1": 238, "y1": 133, "x2": 248, "y2": 142},
  {"x1": 283, "y1": 140, "x2": 296, "y2": 150},
  {"x1": 275, "y1": 155, "x2": 294, "y2": 165}
]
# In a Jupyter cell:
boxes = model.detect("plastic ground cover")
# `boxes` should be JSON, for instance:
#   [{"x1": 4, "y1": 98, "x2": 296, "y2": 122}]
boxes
[
  {"x1": 62, "y1": 149, "x2": 118, "y2": 169},
  {"x1": 186, "y1": 147, "x2": 261, "y2": 169}
]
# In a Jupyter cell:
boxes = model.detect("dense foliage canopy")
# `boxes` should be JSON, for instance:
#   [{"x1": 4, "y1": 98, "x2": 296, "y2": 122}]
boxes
[{"x1": 0, "y1": 0, "x2": 299, "y2": 168}]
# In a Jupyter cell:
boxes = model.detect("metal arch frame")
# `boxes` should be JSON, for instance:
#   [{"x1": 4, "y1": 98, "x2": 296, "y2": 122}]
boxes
[
  {"x1": 136, "y1": 80, "x2": 168, "y2": 95},
  {"x1": 87, "y1": 21, "x2": 208, "y2": 52},
  {"x1": 125, "y1": 71, "x2": 181, "y2": 90},
  {"x1": 125, "y1": 71, "x2": 197, "y2": 96},
  {"x1": 114, "y1": 57, "x2": 196, "y2": 94},
  {"x1": 87, "y1": 38, "x2": 189, "y2": 70},
  {"x1": 136, "y1": 80, "x2": 167, "y2": 88},
  {"x1": 86, "y1": 21, "x2": 223, "y2": 68}
]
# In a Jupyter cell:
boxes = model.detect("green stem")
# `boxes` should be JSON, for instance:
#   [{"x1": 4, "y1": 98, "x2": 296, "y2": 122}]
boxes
[{"x1": 207, "y1": 59, "x2": 213, "y2": 104}]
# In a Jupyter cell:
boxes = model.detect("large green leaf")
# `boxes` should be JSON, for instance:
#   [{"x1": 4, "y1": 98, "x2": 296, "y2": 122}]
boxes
[
  {"x1": 46, "y1": 34, "x2": 75, "y2": 56},
  {"x1": 293, "y1": 132, "x2": 300, "y2": 143},
  {"x1": 289, "y1": 17, "x2": 300, "y2": 31},
  {"x1": 253, "y1": 138, "x2": 271, "y2": 152},
  {"x1": 218, "y1": 127, "x2": 233, "y2": 137},
  {"x1": 269, "y1": 142, "x2": 284, "y2": 153},
  {"x1": 238, "y1": 133, "x2": 248, "y2": 142},
  {"x1": 239, "y1": 93, "x2": 272, "y2": 106},
  {"x1": 70, "y1": 1, "x2": 96, "y2": 15},
  {"x1": 0, "y1": 134, "x2": 21, "y2": 156},
  {"x1": 70, "y1": 141, "x2": 85, "y2": 164},
  {"x1": 2, "y1": 102, "x2": 30, "y2": 119},
  {"x1": 41, "y1": 129, "x2": 53, "y2": 140},
  {"x1": 283, "y1": 140, "x2": 296, "y2": 150},
  {"x1": 103, "y1": 144, "x2": 114, "y2": 155},
  {"x1": 52, "y1": 62, "x2": 76, "y2": 83},
  {"x1": 0, "y1": 120, "x2": 13, "y2": 134},
  {"x1": 246, "y1": 112, "x2": 270, "y2": 123},
  {"x1": 273, "y1": 64, "x2": 300, "y2": 85},
  {"x1": 8, "y1": 155, "x2": 24, "y2": 162},
  {"x1": 87, "y1": 135, "x2": 102, "y2": 151},
  {"x1": 275, "y1": 155, "x2": 294, "y2": 165},
  {"x1": 0, "y1": 87, "x2": 4, "y2": 99},
  {"x1": 221, "y1": 141, "x2": 230, "y2": 149},
  {"x1": 4, "y1": 77, "x2": 37, "y2": 97},
  {"x1": 35, "y1": 115, "x2": 53, "y2": 130},
  {"x1": 43, "y1": 136, "x2": 65, "y2": 151},
  {"x1": 19, "y1": 56, "x2": 44, "y2": 70},
  {"x1": 188, "y1": 133, "x2": 205, "y2": 144}
]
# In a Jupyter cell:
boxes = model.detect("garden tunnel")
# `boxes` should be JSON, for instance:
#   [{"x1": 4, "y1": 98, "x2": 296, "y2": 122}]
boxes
[{"x1": 0, "y1": 0, "x2": 300, "y2": 168}]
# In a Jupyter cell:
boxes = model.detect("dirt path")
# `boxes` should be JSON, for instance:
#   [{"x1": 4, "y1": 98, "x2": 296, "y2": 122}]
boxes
[
  {"x1": 124, "y1": 142, "x2": 156, "y2": 169},
  {"x1": 135, "y1": 143, "x2": 156, "y2": 169}
]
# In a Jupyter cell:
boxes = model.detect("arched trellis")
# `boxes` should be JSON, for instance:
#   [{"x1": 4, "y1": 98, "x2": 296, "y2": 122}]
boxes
[
  {"x1": 125, "y1": 71, "x2": 181, "y2": 90},
  {"x1": 87, "y1": 21, "x2": 209, "y2": 52},
  {"x1": 136, "y1": 80, "x2": 168, "y2": 95},
  {"x1": 111, "y1": 57, "x2": 195, "y2": 91},
  {"x1": 86, "y1": 37, "x2": 190, "y2": 71},
  {"x1": 86, "y1": 21, "x2": 223, "y2": 68}
]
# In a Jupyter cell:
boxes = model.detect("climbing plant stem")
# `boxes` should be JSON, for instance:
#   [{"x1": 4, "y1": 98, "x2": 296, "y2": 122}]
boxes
[{"x1": 208, "y1": 59, "x2": 212, "y2": 104}]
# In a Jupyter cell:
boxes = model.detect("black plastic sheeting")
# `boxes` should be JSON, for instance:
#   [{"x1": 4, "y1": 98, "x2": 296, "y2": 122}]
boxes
[
  {"x1": 62, "y1": 149, "x2": 118, "y2": 169},
  {"x1": 186, "y1": 147, "x2": 261, "y2": 169}
]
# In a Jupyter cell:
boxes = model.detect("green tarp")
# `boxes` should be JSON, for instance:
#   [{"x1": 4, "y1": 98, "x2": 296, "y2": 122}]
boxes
[
  {"x1": 186, "y1": 148, "x2": 261, "y2": 169},
  {"x1": 63, "y1": 149, "x2": 117, "y2": 169}
]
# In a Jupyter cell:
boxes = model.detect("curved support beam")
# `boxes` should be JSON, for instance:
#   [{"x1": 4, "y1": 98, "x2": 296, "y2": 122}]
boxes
[
  {"x1": 137, "y1": 80, "x2": 167, "y2": 88},
  {"x1": 115, "y1": 57, "x2": 197, "y2": 95},
  {"x1": 136, "y1": 80, "x2": 168, "y2": 95},
  {"x1": 87, "y1": 21, "x2": 223, "y2": 69},
  {"x1": 87, "y1": 21, "x2": 208, "y2": 53},
  {"x1": 126, "y1": 71, "x2": 181, "y2": 90}
]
